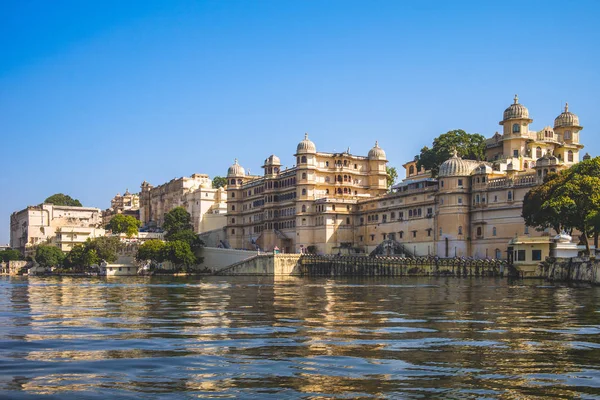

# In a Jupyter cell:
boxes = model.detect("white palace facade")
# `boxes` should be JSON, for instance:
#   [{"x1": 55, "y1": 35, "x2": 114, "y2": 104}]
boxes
[{"x1": 225, "y1": 96, "x2": 586, "y2": 258}]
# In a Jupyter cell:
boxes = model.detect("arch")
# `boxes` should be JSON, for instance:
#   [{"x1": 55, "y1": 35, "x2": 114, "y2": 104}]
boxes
[
  {"x1": 458, "y1": 226, "x2": 463, "y2": 235},
  {"x1": 301, "y1": 155, "x2": 307, "y2": 163},
  {"x1": 492, "y1": 227, "x2": 497, "y2": 236},
  {"x1": 524, "y1": 161, "x2": 528, "y2": 169},
  {"x1": 409, "y1": 165, "x2": 415, "y2": 175},
  {"x1": 301, "y1": 188, "x2": 306, "y2": 195},
  {"x1": 568, "y1": 150, "x2": 574, "y2": 162},
  {"x1": 564, "y1": 130, "x2": 572, "y2": 140},
  {"x1": 337, "y1": 175, "x2": 342, "y2": 182},
  {"x1": 536, "y1": 147, "x2": 542, "y2": 158},
  {"x1": 512, "y1": 123, "x2": 520, "y2": 133},
  {"x1": 476, "y1": 226, "x2": 482, "y2": 237},
  {"x1": 301, "y1": 205, "x2": 306, "y2": 212},
  {"x1": 302, "y1": 172, "x2": 307, "y2": 179}
]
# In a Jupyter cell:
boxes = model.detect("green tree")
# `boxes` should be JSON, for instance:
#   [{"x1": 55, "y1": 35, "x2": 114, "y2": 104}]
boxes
[
  {"x1": 106, "y1": 214, "x2": 142, "y2": 237},
  {"x1": 0, "y1": 249, "x2": 23, "y2": 262},
  {"x1": 386, "y1": 166, "x2": 398, "y2": 189},
  {"x1": 212, "y1": 176, "x2": 228, "y2": 189},
  {"x1": 161, "y1": 240, "x2": 196, "y2": 267},
  {"x1": 44, "y1": 193, "x2": 83, "y2": 207},
  {"x1": 64, "y1": 244, "x2": 87, "y2": 270},
  {"x1": 163, "y1": 207, "x2": 193, "y2": 237},
  {"x1": 35, "y1": 245, "x2": 65, "y2": 268},
  {"x1": 522, "y1": 157, "x2": 600, "y2": 254},
  {"x1": 136, "y1": 239, "x2": 166, "y2": 262},
  {"x1": 86, "y1": 236, "x2": 121, "y2": 263},
  {"x1": 416, "y1": 129, "x2": 486, "y2": 177}
]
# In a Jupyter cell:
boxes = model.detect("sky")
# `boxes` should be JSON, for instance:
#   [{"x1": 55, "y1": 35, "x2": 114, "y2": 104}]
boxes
[{"x1": 1, "y1": 0, "x2": 599, "y2": 245}]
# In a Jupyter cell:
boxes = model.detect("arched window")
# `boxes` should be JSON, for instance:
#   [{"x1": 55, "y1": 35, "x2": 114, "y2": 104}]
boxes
[
  {"x1": 231, "y1": 218, "x2": 235, "y2": 224},
  {"x1": 476, "y1": 227, "x2": 482, "y2": 237},
  {"x1": 512, "y1": 123, "x2": 520, "y2": 133},
  {"x1": 536, "y1": 147, "x2": 542, "y2": 158},
  {"x1": 568, "y1": 150, "x2": 574, "y2": 162},
  {"x1": 302, "y1": 172, "x2": 306, "y2": 179},
  {"x1": 325, "y1": 189, "x2": 329, "y2": 194},
  {"x1": 524, "y1": 161, "x2": 528, "y2": 169},
  {"x1": 564, "y1": 130, "x2": 572, "y2": 140},
  {"x1": 399, "y1": 231, "x2": 404, "y2": 239},
  {"x1": 301, "y1": 205, "x2": 306, "y2": 212},
  {"x1": 493, "y1": 227, "x2": 497, "y2": 236},
  {"x1": 508, "y1": 191, "x2": 513, "y2": 201},
  {"x1": 458, "y1": 226, "x2": 463, "y2": 235},
  {"x1": 230, "y1": 179, "x2": 236, "y2": 185},
  {"x1": 301, "y1": 156, "x2": 307, "y2": 163},
  {"x1": 344, "y1": 160, "x2": 348, "y2": 166},
  {"x1": 301, "y1": 188, "x2": 306, "y2": 195},
  {"x1": 409, "y1": 165, "x2": 415, "y2": 175},
  {"x1": 337, "y1": 188, "x2": 342, "y2": 194}
]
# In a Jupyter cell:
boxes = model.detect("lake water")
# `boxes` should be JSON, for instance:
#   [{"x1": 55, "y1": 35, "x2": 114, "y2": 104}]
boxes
[{"x1": 1, "y1": 276, "x2": 599, "y2": 399}]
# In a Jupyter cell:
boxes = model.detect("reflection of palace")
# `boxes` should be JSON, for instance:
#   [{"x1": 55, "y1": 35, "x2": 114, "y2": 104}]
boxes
[{"x1": 226, "y1": 96, "x2": 585, "y2": 259}]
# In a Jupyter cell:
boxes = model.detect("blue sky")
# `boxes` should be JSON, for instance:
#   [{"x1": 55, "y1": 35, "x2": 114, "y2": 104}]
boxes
[{"x1": 1, "y1": 0, "x2": 599, "y2": 244}]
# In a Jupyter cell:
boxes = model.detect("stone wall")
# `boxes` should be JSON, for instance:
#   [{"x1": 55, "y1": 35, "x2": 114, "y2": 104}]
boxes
[
  {"x1": 216, "y1": 254, "x2": 302, "y2": 276},
  {"x1": 199, "y1": 247, "x2": 262, "y2": 273},
  {"x1": 541, "y1": 257, "x2": 600, "y2": 284}
]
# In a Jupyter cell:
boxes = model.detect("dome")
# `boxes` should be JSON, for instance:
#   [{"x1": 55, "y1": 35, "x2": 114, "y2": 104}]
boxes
[
  {"x1": 296, "y1": 133, "x2": 316, "y2": 154},
  {"x1": 502, "y1": 94, "x2": 530, "y2": 122},
  {"x1": 264, "y1": 154, "x2": 281, "y2": 166},
  {"x1": 368, "y1": 141, "x2": 386, "y2": 160},
  {"x1": 554, "y1": 103, "x2": 581, "y2": 129},
  {"x1": 438, "y1": 150, "x2": 478, "y2": 177},
  {"x1": 227, "y1": 159, "x2": 245, "y2": 177}
]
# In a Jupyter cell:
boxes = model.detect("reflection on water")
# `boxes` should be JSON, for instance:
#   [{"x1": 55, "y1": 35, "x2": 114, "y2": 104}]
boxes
[{"x1": 1, "y1": 276, "x2": 599, "y2": 398}]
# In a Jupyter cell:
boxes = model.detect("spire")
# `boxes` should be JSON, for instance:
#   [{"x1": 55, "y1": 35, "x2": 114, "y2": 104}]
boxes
[
  {"x1": 375, "y1": 140, "x2": 379, "y2": 147},
  {"x1": 514, "y1": 94, "x2": 519, "y2": 104},
  {"x1": 304, "y1": 132, "x2": 309, "y2": 140},
  {"x1": 452, "y1": 148, "x2": 458, "y2": 158},
  {"x1": 234, "y1": 158, "x2": 238, "y2": 165},
  {"x1": 565, "y1": 102, "x2": 569, "y2": 112}
]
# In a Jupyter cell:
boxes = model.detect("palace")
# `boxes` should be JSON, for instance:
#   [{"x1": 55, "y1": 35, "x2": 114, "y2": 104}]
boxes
[{"x1": 226, "y1": 96, "x2": 586, "y2": 259}]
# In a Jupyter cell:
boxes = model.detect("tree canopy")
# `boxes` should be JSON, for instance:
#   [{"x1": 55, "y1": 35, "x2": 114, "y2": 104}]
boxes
[
  {"x1": 0, "y1": 249, "x2": 23, "y2": 262},
  {"x1": 35, "y1": 245, "x2": 65, "y2": 268},
  {"x1": 212, "y1": 176, "x2": 228, "y2": 189},
  {"x1": 44, "y1": 193, "x2": 83, "y2": 207},
  {"x1": 64, "y1": 236, "x2": 121, "y2": 269},
  {"x1": 386, "y1": 166, "x2": 398, "y2": 189},
  {"x1": 136, "y1": 239, "x2": 166, "y2": 263},
  {"x1": 416, "y1": 129, "x2": 486, "y2": 177},
  {"x1": 522, "y1": 157, "x2": 600, "y2": 254},
  {"x1": 106, "y1": 214, "x2": 142, "y2": 237},
  {"x1": 163, "y1": 207, "x2": 193, "y2": 236}
]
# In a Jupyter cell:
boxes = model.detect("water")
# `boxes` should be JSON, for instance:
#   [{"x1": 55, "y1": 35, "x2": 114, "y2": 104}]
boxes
[{"x1": 1, "y1": 276, "x2": 599, "y2": 399}]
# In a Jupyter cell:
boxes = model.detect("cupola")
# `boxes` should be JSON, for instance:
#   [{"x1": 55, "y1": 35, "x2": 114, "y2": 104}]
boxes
[
  {"x1": 227, "y1": 159, "x2": 246, "y2": 177},
  {"x1": 554, "y1": 103, "x2": 581, "y2": 129},
  {"x1": 296, "y1": 133, "x2": 316, "y2": 154},
  {"x1": 368, "y1": 141, "x2": 387, "y2": 160}
]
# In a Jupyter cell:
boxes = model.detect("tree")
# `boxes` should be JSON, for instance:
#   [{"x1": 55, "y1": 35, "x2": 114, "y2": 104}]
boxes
[
  {"x1": 35, "y1": 245, "x2": 65, "y2": 268},
  {"x1": 136, "y1": 239, "x2": 166, "y2": 262},
  {"x1": 161, "y1": 241, "x2": 196, "y2": 267},
  {"x1": 0, "y1": 249, "x2": 23, "y2": 262},
  {"x1": 44, "y1": 193, "x2": 83, "y2": 207},
  {"x1": 106, "y1": 214, "x2": 142, "y2": 237},
  {"x1": 522, "y1": 157, "x2": 600, "y2": 254},
  {"x1": 163, "y1": 207, "x2": 193, "y2": 236},
  {"x1": 64, "y1": 244, "x2": 87, "y2": 270},
  {"x1": 86, "y1": 236, "x2": 121, "y2": 263},
  {"x1": 212, "y1": 176, "x2": 228, "y2": 189},
  {"x1": 416, "y1": 129, "x2": 486, "y2": 177},
  {"x1": 386, "y1": 166, "x2": 398, "y2": 189}
]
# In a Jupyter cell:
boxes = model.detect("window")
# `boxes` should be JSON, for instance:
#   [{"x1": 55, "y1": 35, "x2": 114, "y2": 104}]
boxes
[
  {"x1": 359, "y1": 235, "x2": 363, "y2": 242},
  {"x1": 508, "y1": 191, "x2": 513, "y2": 201},
  {"x1": 301, "y1": 205, "x2": 306, "y2": 212},
  {"x1": 536, "y1": 147, "x2": 542, "y2": 159},
  {"x1": 231, "y1": 192, "x2": 235, "y2": 198},
  {"x1": 231, "y1": 218, "x2": 235, "y2": 224},
  {"x1": 458, "y1": 179, "x2": 463, "y2": 187},
  {"x1": 409, "y1": 210, "x2": 413, "y2": 217},
  {"x1": 494, "y1": 195, "x2": 498, "y2": 202},
  {"x1": 439, "y1": 227, "x2": 442, "y2": 236},
  {"x1": 231, "y1": 205, "x2": 235, "y2": 211},
  {"x1": 301, "y1": 156, "x2": 307, "y2": 163},
  {"x1": 399, "y1": 231, "x2": 404, "y2": 239},
  {"x1": 230, "y1": 179, "x2": 236, "y2": 185},
  {"x1": 458, "y1": 197, "x2": 463, "y2": 204},
  {"x1": 409, "y1": 165, "x2": 415, "y2": 175},
  {"x1": 564, "y1": 130, "x2": 572, "y2": 140},
  {"x1": 458, "y1": 226, "x2": 463, "y2": 235},
  {"x1": 302, "y1": 189, "x2": 306, "y2": 195},
  {"x1": 524, "y1": 226, "x2": 529, "y2": 234},
  {"x1": 513, "y1": 149, "x2": 519, "y2": 157},
  {"x1": 517, "y1": 250, "x2": 526, "y2": 261},
  {"x1": 382, "y1": 214, "x2": 387, "y2": 222},
  {"x1": 391, "y1": 212, "x2": 396, "y2": 219},
  {"x1": 325, "y1": 161, "x2": 329, "y2": 167},
  {"x1": 476, "y1": 227, "x2": 482, "y2": 237},
  {"x1": 492, "y1": 227, "x2": 497, "y2": 236},
  {"x1": 370, "y1": 234, "x2": 375, "y2": 241},
  {"x1": 399, "y1": 212, "x2": 404, "y2": 219},
  {"x1": 512, "y1": 123, "x2": 520, "y2": 133},
  {"x1": 532, "y1": 250, "x2": 542, "y2": 261},
  {"x1": 302, "y1": 172, "x2": 307, "y2": 179},
  {"x1": 568, "y1": 150, "x2": 573, "y2": 162},
  {"x1": 231, "y1": 229, "x2": 235, "y2": 234},
  {"x1": 346, "y1": 217, "x2": 350, "y2": 225},
  {"x1": 354, "y1": 164, "x2": 358, "y2": 169},
  {"x1": 427, "y1": 229, "x2": 432, "y2": 237},
  {"x1": 412, "y1": 231, "x2": 417, "y2": 238},
  {"x1": 495, "y1": 249, "x2": 502, "y2": 259}
]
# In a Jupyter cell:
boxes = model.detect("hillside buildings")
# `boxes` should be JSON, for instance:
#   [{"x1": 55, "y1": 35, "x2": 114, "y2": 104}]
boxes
[
  {"x1": 225, "y1": 96, "x2": 586, "y2": 260},
  {"x1": 102, "y1": 189, "x2": 140, "y2": 226},
  {"x1": 10, "y1": 204, "x2": 105, "y2": 255},
  {"x1": 139, "y1": 173, "x2": 227, "y2": 234}
]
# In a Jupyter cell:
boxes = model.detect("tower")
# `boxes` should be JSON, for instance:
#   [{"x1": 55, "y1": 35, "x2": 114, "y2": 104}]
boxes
[{"x1": 500, "y1": 95, "x2": 533, "y2": 161}]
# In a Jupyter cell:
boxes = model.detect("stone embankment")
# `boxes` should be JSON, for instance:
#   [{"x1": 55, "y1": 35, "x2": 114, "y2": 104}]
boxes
[
  {"x1": 540, "y1": 257, "x2": 600, "y2": 284},
  {"x1": 216, "y1": 254, "x2": 506, "y2": 277}
]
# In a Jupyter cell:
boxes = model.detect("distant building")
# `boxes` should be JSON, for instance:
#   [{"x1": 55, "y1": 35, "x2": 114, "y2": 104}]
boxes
[
  {"x1": 10, "y1": 204, "x2": 104, "y2": 255},
  {"x1": 225, "y1": 96, "x2": 586, "y2": 259},
  {"x1": 138, "y1": 173, "x2": 227, "y2": 234},
  {"x1": 103, "y1": 189, "x2": 141, "y2": 226}
]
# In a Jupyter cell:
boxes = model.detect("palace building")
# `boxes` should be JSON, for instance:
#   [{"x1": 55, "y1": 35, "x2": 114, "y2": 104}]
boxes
[{"x1": 225, "y1": 96, "x2": 586, "y2": 259}]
